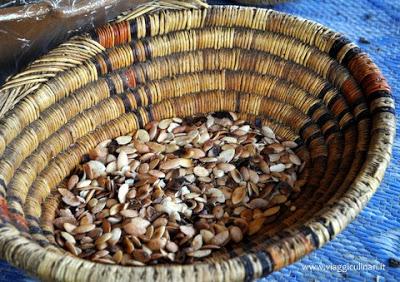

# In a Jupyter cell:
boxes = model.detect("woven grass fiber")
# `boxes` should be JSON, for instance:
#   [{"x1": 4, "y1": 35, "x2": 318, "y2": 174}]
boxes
[{"x1": 0, "y1": 1, "x2": 395, "y2": 281}]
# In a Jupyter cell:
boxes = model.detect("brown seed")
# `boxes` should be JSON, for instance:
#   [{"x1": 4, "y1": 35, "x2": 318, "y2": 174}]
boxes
[
  {"x1": 123, "y1": 237, "x2": 135, "y2": 254},
  {"x1": 211, "y1": 231, "x2": 229, "y2": 246},
  {"x1": 160, "y1": 159, "x2": 181, "y2": 170},
  {"x1": 54, "y1": 216, "x2": 76, "y2": 229},
  {"x1": 65, "y1": 241, "x2": 78, "y2": 256},
  {"x1": 270, "y1": 194, "x2": 288, "y2": 205},
  {"x1": 247, "y1": 198, "x2": 269, "y2": 209},
  {"x1": 289, "y1": 154, "x2": 301, "y2": 165},
  {"x1": 61, "y1": 231, "x2": 76, "y2": 243},
  {"x1": 282, "y1": 141, "x2": 298, "y2": 148},
  {"x1": 216, "y1": 163, "x2": 235, "y2": 172},
  {"x1": 187, "y1": 249, "x2": 212, "y2": 258},
  {"x1": 230, "y1": 169, "x2": 242, "y2": 184},
  {"x1": 62, "y1": 195, "x2": 81, "y2": 207},
  {"x1": 248, "y1": 169, "x2": 259, "y2": 184},
  {"x1": 74, "y1": 224, "x2": 95, "y2": 234},
  {"x1": 134, "y1": 142, "x2": 150, "y2": 154},
  {"x1": 147, "y1": 238, "x2": 167, "y2": 251},
  {"x1": 212, "y1": 205, "x2": 224, "y2": 219},
  {"x1": 149, "y1": 170, "x2": 165, "y2": 178},
  {"x1": 248, "y1": 217, "x2": 265, "y2": 235},
  {"x1": 147, "y1": 142, "x2": 166, "y2": 153},
  {"x1": 232, "y1": 186, "x2": 246, "y2": 205},
  {"x1": 95, "y1": 233, "x2": 112, "y2": 245},
  {"x1": 200, "y1": 229, "x2": 214, "y2": 243},
  {"x1": 91, "y1": 199, "x2": 107, "y2": 214},
  {"x1": 63, "y1": 222, "x2": 77, "y2": 233},
  {"x1": 102, "y1": 219, "x2": 111, "y2": 233},
  {"x1": 263, "y1": 206, "x2": 281, "y2": 216},
  {"x1": 229, "y1": 226, "x2": 243, "y2": 243},
  {"x1": 153, "y1": 226, "x2": 166, "y2": 239},
  {"x1": 67, "y1": 175, "x2": 79, "y2": 190},
  {"x1": 153, "y1": 217, "x2": 168, "y2": 228},
  {"x1": 113, "y1": 250, "x2": 123, "y2": 264},
  {"x1": 191, "y1": 234, "x2": 203, "y2": 251}
]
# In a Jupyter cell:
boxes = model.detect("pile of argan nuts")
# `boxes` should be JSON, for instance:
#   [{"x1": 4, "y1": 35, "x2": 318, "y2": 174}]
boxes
[{"x1": 54, "y1": 112, "x2": 304, "y2": 265}]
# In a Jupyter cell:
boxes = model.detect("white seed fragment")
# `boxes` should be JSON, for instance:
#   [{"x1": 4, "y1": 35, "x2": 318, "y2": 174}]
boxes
[
  {"x1": 193, "y1": 166, "x2": 209, "y2": 177},
  {"x1": 116, "y1": 135, "x2": 132, "y2": 145},
  {"x1": 118, "y1": 184, "x2": 129, "y2": 204},
  {"x1": 117, "y1": 151, "x2": 129, "y2": 170},
  {"x1": 270, "y1": 164, "x2": 286, "y2": 173},
  {"x1": 219, "y1": 149, "x2": 235, "y2": 163}
]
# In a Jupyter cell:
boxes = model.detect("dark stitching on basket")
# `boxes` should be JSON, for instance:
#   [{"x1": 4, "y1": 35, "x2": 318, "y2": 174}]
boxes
[
  {"x1": 241, "y1": 255, "x2": 254, "y2": 282},
  {"x1": 147, "y1": 104, "x2": 154, "y2": 122},
  {"x1": 307, "y1": 102, "x2": 322, "y2": 117},
  {"x1": 235, "y1": 92, "x2": 241, "y2": 112},
  {"x1": 88, "y1": 29, "x2": 99, "y2": 42},
  {"x1": 318, "y1": 83, "x2": 331, "y2": 99},
  {"x1": 144, "y1": 14, "x2": 151, "y2": 36},
  {"x1": 133, "y1": 90, "x2": 142, "y2": 107},
  {"x1": 366, "y1": 90, "x2": 392, "y2": 103},
  {"x1": 324, "y1": 125, "x2": 340, "y2": 138},
  {"x1": 90, "y1": 57, "x2": 102, "y2": 75},
  {"x1": 6, "y1": 195, "x2": 23, "y2": 205},
  {"x1": 342, "y1": 47, "x2": 362, "y2": 67},
  {"x1": 254, "y1": 116, "x2": 262, "y2": 128},
  {"x1": 299, "y1": 120, "x2": 313, "y2": 138},
  {"x1": 336, "y1": 108, "x2": 351, "y2": 123},
  {"x1": 256, "y1": 251, "x2": 274, "y2": 276},
  {"x1": 133, "y1": 110, "x2": 144, "y2": 128},
  {"x1": 130, "y1": 20, "x2": 138, "y2": 39},
  {"x1": 355, "y1": 109, "x2": 370, "y2": 122},
  {"x1": 328, "y1": 36, "x2": 351, "y2": 59},
  {"x1": 100, "y1": 53, "x2": 113, "y2": 73},
  {"x1": 301, "y1": 226, "x2": 320, "y2": 248},
  {"x1": 8, "y1": 207, "x2": 23, "y2": 216},
  {"x1": 372, "y1": 106, "x2": 395, "y2": 115},
  {"x1": 306, "y1": 132, "x2": 323, "y2": 147},
  {"x1": 105, "y1": 76, "x2": 116, "y2": 96},
  {"x1": 316, "y1": 112, "x2": 333, "y2": 128},
  {"x1": 121, "y1": 93, "x2": 133, "y2": 112}
]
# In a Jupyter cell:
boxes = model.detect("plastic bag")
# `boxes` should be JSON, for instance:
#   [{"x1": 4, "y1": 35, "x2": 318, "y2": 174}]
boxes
[{"x1": 0, "y1": 0, "x2": 149, "y2": 84}]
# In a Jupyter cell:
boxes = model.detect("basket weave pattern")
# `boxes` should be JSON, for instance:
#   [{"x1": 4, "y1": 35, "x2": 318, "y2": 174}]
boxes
[{"x1": 0, "y1": 5, "x2": 394, "y2": 281}]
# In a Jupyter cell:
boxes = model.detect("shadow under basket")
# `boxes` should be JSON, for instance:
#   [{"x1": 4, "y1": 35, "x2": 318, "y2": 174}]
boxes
[{"x1": 0, "y1": 4, "x2": 395, "y2": 282}]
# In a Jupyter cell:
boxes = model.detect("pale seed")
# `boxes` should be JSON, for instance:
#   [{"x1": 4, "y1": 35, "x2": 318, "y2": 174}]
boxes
[{"x1": 229, "y1": 226, "x2": 243, "y2": 243}]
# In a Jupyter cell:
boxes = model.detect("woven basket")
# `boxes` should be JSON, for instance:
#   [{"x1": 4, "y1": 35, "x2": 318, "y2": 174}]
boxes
[{"x1": 0, "y1": 3, "x2": 395, "y2": 281}]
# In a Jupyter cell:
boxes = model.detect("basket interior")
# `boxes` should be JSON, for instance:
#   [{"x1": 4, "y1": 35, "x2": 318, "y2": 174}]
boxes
[{"x1": 0, "y1": 5, "x2": 394, "y2": 281}]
